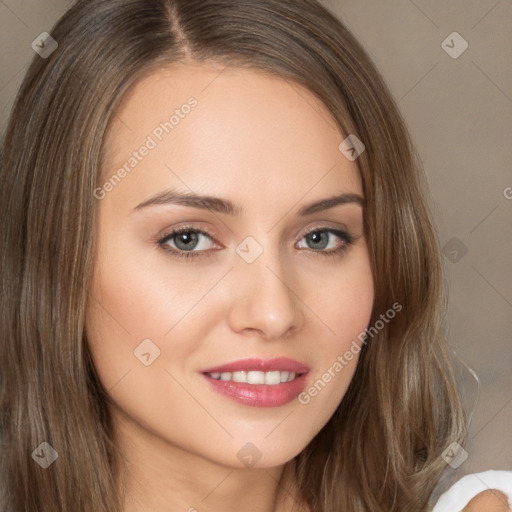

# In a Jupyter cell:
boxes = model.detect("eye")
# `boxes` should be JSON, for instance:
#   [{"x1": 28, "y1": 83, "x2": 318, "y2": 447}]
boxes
[
  {"x1": 157, "y1": 225, "x2": 356, "y2": 260},
  {"x1": 158, "y1": 225, "x2": 217, "y2": 260},
  {"x1": 297, "y1": 227, "x2": 356, "y2": 258}
]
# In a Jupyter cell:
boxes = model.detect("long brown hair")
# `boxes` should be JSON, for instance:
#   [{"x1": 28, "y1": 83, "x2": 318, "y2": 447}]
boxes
[{"x1": 0, "y1": 0, "x2": 466, "y2": 510}]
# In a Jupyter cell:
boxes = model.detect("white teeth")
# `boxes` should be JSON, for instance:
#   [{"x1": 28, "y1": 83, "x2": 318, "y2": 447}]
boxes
[
  {"x1": 232, "y1": 371, "x2": 246, "y2": 383},
  {"x1": 264, "y1": 371, "x2": 281, "y2": 385},
  {"x1": 247, "y1": 371, "x2": 265, "y2": 384},
  {"x1": 207, "y1": 370, "x2": 301, "y2": 385}
]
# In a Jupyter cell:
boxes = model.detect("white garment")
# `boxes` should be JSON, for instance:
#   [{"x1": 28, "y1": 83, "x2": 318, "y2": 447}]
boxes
[{"x1": 433, "y1": 470, "x2": 512, "y2": 511}]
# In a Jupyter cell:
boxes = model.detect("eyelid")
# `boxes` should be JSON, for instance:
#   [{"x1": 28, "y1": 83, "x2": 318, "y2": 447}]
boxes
[
  {"x1": 156, "y1": 224, "x2": 222, "y2": 253},
  {"x1": 156, "y1": 222, "x2": 221, "y2": 243},
  {"x1": 156, "y1": 220, "x2": 353, "y2": 240},
  {"x1": 301, "y1": 222, "x2": 351, "y2": 237},
  {"x1": 300, "y1": 224, "x2": 358, "y2": 248},
  {"x1": 156, "y1": 221, "x2": 358, "y2": 259}
]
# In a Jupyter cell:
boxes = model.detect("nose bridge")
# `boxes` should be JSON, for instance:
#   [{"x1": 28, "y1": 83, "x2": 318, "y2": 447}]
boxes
[{"x1": 228, "y1": 232, "x2": 303, "y2": 338}]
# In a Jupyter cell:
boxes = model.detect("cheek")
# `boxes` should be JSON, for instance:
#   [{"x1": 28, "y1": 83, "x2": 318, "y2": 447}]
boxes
[
  {"x1": 313, "y1": 247, "x2": 374, "y2": 349},
  {"x1": 84, "y1": 231, "x2": 185, "y2": 387},
  {"x1": 85, "y1": 225, "x2": 234, "y2": 394},
  {"x1": 87, "y1": 227, "x2": 218, "y2": 338},
  {"x1": 299, "y1": 248, "x2": 374, "y2": 407},
  {"x1": 84, "y1": 247, "x2": 221, "y2": 452}
]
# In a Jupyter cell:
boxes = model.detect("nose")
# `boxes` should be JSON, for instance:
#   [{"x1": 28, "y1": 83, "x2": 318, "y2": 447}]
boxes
[{"x1": 226, "y1": 249, "x2": 305, "y2": 341}]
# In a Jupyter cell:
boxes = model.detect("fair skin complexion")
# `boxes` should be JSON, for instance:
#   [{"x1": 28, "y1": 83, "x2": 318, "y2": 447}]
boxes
[
  {"x1": 84, "y1": 61, "x2": 502, "y2": 512},
  {"x1": 86, "y1": 61, "x2": 374, "y2": 512},
  {"x1": 463, "y1": 490, "x2": 511, "y2": 511}
]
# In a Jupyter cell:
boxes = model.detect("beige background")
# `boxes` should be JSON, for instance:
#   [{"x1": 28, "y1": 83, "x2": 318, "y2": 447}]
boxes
[{"x1": 1, "y1": 0, "x2": 510, "y2": 488}]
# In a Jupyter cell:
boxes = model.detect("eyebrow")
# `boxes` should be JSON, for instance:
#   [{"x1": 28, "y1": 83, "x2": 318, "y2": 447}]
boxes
[{"x1": 132, "y1": 188, "x2": 365, "y2": 216}]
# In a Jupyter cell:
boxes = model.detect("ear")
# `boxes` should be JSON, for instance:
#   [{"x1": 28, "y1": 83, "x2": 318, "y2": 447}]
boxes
[{"x1": 462, "y1": 489, "x2": 510, "y2": 511}]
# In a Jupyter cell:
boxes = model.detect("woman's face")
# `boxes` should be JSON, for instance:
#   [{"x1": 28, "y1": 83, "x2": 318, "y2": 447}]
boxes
[{"x1": 86, "y1": 61, "x2": 374, "y2": 471}]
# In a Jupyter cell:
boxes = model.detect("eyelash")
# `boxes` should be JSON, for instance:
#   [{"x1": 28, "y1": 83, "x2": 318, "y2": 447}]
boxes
[{"x1": 157, "y1": 224, "x2": 356, "y2": 261}]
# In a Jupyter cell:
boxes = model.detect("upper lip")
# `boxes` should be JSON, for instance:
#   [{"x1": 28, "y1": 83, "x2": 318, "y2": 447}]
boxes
[{"x1": 202, "y1": 357, "x2": 310, "y2": 374}]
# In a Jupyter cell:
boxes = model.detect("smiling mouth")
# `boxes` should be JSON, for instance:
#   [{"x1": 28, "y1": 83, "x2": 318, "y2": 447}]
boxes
[{"x1": 204, "y1": 370, "x2": 305, "y2": 385}]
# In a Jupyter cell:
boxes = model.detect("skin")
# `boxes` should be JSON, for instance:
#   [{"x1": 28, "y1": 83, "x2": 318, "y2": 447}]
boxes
[
  {"x1": 85, "y1": 61, "x2": 375, "y2": 511},
  {"x1": 462, "y1": 490, "x2": 511, "y2": 511}
]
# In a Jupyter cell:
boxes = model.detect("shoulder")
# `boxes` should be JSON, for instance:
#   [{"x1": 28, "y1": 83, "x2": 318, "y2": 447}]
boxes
[
  {"x1": 432, "y1": 470, "x2": 512, "y2": 512},
  {"x1": 461, "y1": 489, "x2": 510, "y2": 511}
]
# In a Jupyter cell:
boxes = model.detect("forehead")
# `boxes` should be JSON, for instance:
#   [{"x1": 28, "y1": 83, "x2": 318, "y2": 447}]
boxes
[{"x1": 101, "y1": 61, "x2": 363, "y2": 206}]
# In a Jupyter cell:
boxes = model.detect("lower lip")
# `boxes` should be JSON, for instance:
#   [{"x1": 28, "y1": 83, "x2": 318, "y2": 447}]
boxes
[{"x1": 202, "y1": 373, "x2": 309, "y2": 407}]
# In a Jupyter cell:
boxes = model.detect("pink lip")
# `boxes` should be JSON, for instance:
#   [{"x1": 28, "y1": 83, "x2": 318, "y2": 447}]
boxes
[
  {"x1": 202, "y1": 373, "x2": 309, "y2": 407},
  {"x1": 201, "y1": 357, "x2": 310, "y2": 374},
  {"x1": 200, "y1": 357, "x2": 310, "y2": 408}
]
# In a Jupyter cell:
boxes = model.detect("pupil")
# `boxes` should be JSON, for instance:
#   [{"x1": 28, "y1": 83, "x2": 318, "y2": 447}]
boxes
[
  {"x1": 176, "y1": 231, "x2": 198, "y2": 250},
  {"x1": 309, "y1": 231, "x2": 327, "y2": 249}
]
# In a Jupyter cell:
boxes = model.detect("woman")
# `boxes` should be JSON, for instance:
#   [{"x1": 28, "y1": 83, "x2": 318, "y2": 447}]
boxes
[{"x1": 0, "y1": 0, "x2": 509, "y2": 510}]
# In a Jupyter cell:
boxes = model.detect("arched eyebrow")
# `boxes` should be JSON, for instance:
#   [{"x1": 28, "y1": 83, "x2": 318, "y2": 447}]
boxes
[{"x1": 131, "y1": 189, "x2": 365, "y2": 216}]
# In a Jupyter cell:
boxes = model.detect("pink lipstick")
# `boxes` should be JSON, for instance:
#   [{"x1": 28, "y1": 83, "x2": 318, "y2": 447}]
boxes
[{"x1": 201, "y1": 357, "x2": 310, "y2": 407}]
